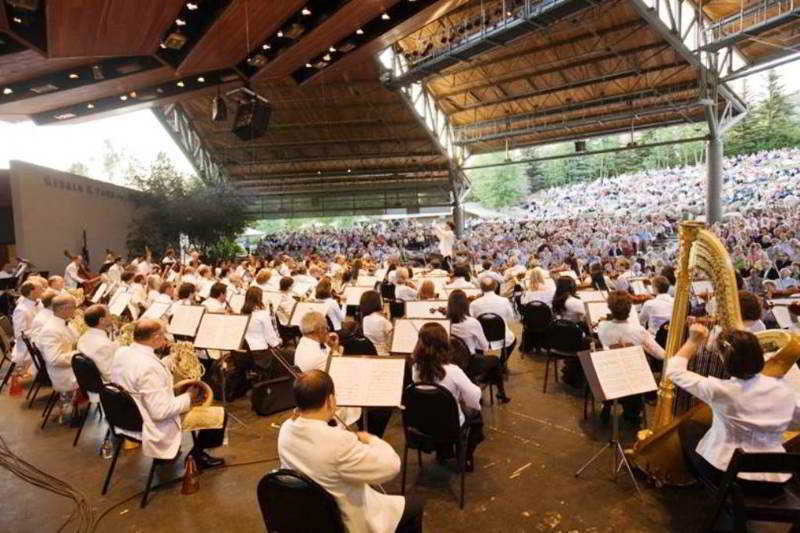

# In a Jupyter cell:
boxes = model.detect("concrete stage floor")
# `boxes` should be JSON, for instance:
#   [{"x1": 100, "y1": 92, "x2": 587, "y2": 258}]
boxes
[{"x1": 1, "y1": 329, "x2": 794, "y2": 532}]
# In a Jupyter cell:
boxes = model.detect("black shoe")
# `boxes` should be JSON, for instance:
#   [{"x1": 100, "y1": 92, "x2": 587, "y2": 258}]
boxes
[
  {"x1": 496, "y1": 393, "x2": 511, "y2": 404},
  {"x1": 193, "y1": 450, "x2": 225, "y2": 470}
]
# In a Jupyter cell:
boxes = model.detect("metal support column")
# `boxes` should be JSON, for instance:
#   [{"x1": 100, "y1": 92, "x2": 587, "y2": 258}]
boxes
[
  {"x1": 705, "y1": 135, "x2": 723, "y2": 224},
  {"x1": 453, "y1": 197, "x2": 465, "y2": 238}
]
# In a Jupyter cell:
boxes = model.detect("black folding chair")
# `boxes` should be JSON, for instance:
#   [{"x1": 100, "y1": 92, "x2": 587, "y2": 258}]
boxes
[
  {"x1": 450, "y1": 335, "x2": 494, "y2": 405},
  {"x1": 0, "y1": 317, "x2": 15, "y2": 393},
  {"x1": 21, "y1": 333, "x2": 58, "y2": 419},
  {"x1": 380, "y1": 281, "x2": 396, "y2": 301},
  {"x1": 704, "y1": 448, "x2": 800, "y2": 532},
  {"x1": 341, "y1": 335, "x2": 378, "y2": 356},
  {"x1": 476, "y1": 312, "x2": 509, "y2": 367},
  {"x1": 70, "y1": 354, "x2": 104, "y2": 446},
  {"x1": 389, "y1": 300, "x2": 406, "y2": 320},
  {"x1": 401, "y1": 382, "x2": 469, "y2": 508},
  {"x1": 519, "y1": 301, "x2": 552, "y2": 354},
  {"x1": 542, "y1": 319, "x2": 587, "y2": 393},
  {"x1": 99, "y1": 383, "x2": 171, "y2": 508},
  {"x1": 256, "y1": 469, "x2": 345, "y2": 533}
]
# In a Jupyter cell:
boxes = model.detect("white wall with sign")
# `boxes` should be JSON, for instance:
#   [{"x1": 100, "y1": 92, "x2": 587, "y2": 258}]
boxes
[{"x1": 9, "y1": 160, "x2": 139, "y2": 275}]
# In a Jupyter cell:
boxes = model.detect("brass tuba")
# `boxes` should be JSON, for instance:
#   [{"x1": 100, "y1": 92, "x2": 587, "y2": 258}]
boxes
[{"x1": 629, "y1": 221, "x2": 800, "y2": 485}]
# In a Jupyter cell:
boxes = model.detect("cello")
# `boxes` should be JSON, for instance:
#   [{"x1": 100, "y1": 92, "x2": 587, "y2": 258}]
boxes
[{"x1": 63, "y1": 249, "x2": 101, "y2": 294}]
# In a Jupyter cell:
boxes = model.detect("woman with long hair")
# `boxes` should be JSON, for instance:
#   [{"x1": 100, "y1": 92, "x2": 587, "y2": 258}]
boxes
[
  {"x1": 411, "y1": 322, "x2": 484, "y2": 471},
  {"x1": 360, "y1": 290, "x2": 392, "y2": 355},
  {"x1": 521, "y1": 268, "x2": 555, "y2": 305},
  {"x1": 316, "y1": 279, "x2": 345, "y2": 331},
  {"x1": 447, "y1": 290, "x2": 510, "y2": 403},
  {"x1": 242, "y1": 286, "x2": 281, "y2": 351},
  {"x1": 551, "y1": 276, "x2": 584, "y2": 322}
]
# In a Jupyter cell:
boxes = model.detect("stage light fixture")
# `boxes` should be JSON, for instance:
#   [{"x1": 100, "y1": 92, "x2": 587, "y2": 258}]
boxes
[
  {"x1": 2, "y1": 87, "x2": 13, "y2": 95},
  {"x1": 86, "y1": 103, "x2": 94, "y2": 109},
  {"x1": 262, "y1": 43, "x2": 270, "y2": 50},
  {"x1": 176, "y1": 81, "x2": 185, "y2": 87},
  {"x1": 329, "y1": 46, "x2": 336, "y2": 52},
  {"x1": 305, "y1": 63, "x2": 312, "y2": 68},
  {"x1": 68, "y1": 73, "x2": 79, "y2": 79},
  {"x1": 323, "y1": 54, "x2": 331, "y2": 61},
  {"x1": 129, "y1": 91, "x2": 137, "y2": 98},
  {"x1": 12, "y1": 17, "x2": 22, "y2": 23},
  {"x1": 356, "y1": 28, "x2": 364, "y2": 35},
  {"x1": 164, "y1": 32, "x2": 188, "y2": 49},
  {"x1": 247, "y1": 54, "x2": 267, "y2": 67},
  {"x1": 175, "y1": 18, "x2": 187, "y2": 26},
  {"x1": 382, "y1": 13, "x2": 390, "y2": 20},
  {"x1": 277, "y1": 31, "x2": 284, "y2": 38},
  {"x1": 301, "y1": 7, "x2": 311, "y2": 15},
  {"x1": 119, "y1": 95, "x2": 128, "y2": 101},
  {"x1": 186, "y1": 2, "x2": 198, "y2": 9},
  {"x1": 197, "y1": 76, "x2": 205, "y2": 82}
]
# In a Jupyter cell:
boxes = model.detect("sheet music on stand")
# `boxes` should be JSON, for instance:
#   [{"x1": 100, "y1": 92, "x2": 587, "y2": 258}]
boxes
[
  {"x1": 141, "y1": 301, "x2": 171, "y2": 320},
  {"x1": 772, "y1": 306, "x2": 796, "y2": 330},
  {"x1": 91, "y1": 282, "x2": 109, "y2": 303},
  {"x1": 290, "y1": 301, "x2": 329, "y2": 327},
  {"x1": 262, "y1": 290, "x2": 287, "y2": 310},
  {"x1": 291, "y1": 280, "x2": 315, "y2": 298},
  {"x1": 355, "y1": 275, "x2": 379, "y2": 288},
  {"x1": 579, "y1": 346, "x2": 657, "y2": 401},
  {"x1": 577, "y1": 290, "x2": 606, "y2": 303},
  {"x1": 404, "y1": 300, "x2": 448, "y2": 319},
  {"x1": 168, "y1": 304, "x2": 205, "y2": 337},
  {"x1": 325, "y1": 356, "x2": 406, "y2": 407},
  {"x1": 193, "y1": 313, "x2": 250, "y2": 351},
  {"x1": 344, "y1": 286, "x2": 371, "y2": 306},
  {"x1": 390, "y1": 318, "x2": 450, "y2": 354},
  {"x1": 108, "y1": 290, "x2": 132, "y2": 317},
  {"x1": 630, "y1": 279, "x2": 650, "y2": 296},
  {"x1": 586, "y1": 301, "x2": 640, "y2": 328},
  {"x1": 228, "y1": 293, "x2": 246, "y2": 314}
]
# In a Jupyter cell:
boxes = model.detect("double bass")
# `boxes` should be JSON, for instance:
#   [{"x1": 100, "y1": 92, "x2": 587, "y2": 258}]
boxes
[{"x1": 63, "y1": 249, "x2": 101, "y2": 294}]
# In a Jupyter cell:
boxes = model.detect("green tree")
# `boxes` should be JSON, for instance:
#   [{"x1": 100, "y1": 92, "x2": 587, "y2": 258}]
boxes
[
  {"x1": 751, "y1": 70, "x2": 800, "y2": 151},
  {"x1": 521, "y1": 147, "x2": 547, "y2": 192},
  {"x1": 126, "y1": 152, "x2": 248, "y2": 257},
  {"x1": 67, "y1": 161, "x2": 90, "y2": 176},
  {"x1": 468, "y1": 152, "x2": 529, "y2": 208},
  {"x1": 725, "y1": 80, "x2": 760, "y2": 156}
]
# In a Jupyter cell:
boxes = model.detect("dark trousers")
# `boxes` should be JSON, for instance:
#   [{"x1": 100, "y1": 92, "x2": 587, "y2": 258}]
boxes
[
  {"x1": 357, "y1": 407, "x2": 394, "y2": 438},
  {"x1": 396, "y1": 494, "x2": 425, "y2": 533},
  {"x1": 192, "y1": 412, "x2": 228, "y2": 452},
  {"x1": 467, "y1": 354, "x2": 507, "y2": 397}
]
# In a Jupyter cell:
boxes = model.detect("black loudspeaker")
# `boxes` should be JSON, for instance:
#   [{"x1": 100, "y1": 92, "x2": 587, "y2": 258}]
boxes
[
  {"x1": 251, "y1": 377, "x2": 295, "y2": 416},
  {"x1": 575, "y1": 140, "x2": 586, "y2": 152},
  {"x1": 232, "y1": 98, "x2": 271, "y2": 140}
]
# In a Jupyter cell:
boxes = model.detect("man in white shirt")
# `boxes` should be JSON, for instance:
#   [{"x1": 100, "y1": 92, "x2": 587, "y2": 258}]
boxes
[
  {"x1": 477, "y1": 260, "x2": 503, "y2": 286},
  {"x1": 202, "y1": 282, "x2": 228, "y2": 313},
  {"x1": 10, "y1": 281, "x2": 43, "y2": 373},
  {"x1": 110, "y1": 319, "x2": 225, "y2": 468},
  {"x1": 77, "y1": 304, "x2": 119, "y2": 381},
  {"x1": 433, "y1": 220, "x2": 456, "y2": 258},
  {"x1": 469, "y1": 279, "x2": 517, "y2": 354},
  {"x1": 294, "y1": 312, "x2": 360, "y2": 426},
  {"x1": 278, "y1": 370, "x2": 423, "y2": 533},
  {"x1": 445, "y1": 265, "x2": 476, "y2": 290},
  {"x1": 64, "y1": 256, "x2": 87, "y2": 289},
  {"x1": 30, "y1": 289, "x2": 57, "y2": 344},
  {"x1": 38, "y1": 295, "x2": 80, "y2": 395},
  {"x1": 394, "y1": 268, "x2": 417, "y2": 301},
  {"x1": 638, "y1": 276, "x2": 674, "y2": 335}
]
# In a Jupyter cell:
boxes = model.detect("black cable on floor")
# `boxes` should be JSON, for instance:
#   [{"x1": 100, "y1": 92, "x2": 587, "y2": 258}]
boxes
[{"x1": 90, "y1": 456, "x2": 280, "y2": 532}]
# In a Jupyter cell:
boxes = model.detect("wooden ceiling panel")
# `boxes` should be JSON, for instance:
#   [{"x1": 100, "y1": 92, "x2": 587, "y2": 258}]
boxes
[
  {"x1": 0, "y1": 50, "x2": 103, "y2": 86},
  {"x1": 47, "y1": 0, "x2": 185, "y2": 58},
  {"x1": 0, "y1": 5, "x2": 8, "y2": 31},
  {"x1": 0, "y1": 66, "x2": 174, "y2": 119},
  {"x1": 302, "y1": 0, "x2": 471, "y2": 85},
  {"x1": 177, "y1": 0, "x2": 306, "y2": 76},
  {"x1": 253, "y1": 0, "x2": 402, "y2": 81}
]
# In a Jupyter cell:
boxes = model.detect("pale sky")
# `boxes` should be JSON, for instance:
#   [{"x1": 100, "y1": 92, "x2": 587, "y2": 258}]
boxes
[{"x1": 0, "y1": 110, "x2": 196, "y2": 183}]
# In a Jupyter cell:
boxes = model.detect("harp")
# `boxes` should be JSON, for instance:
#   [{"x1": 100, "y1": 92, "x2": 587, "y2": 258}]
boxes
[{"x1": 629, "y1": 221, "x2": 800, "y2": 486}]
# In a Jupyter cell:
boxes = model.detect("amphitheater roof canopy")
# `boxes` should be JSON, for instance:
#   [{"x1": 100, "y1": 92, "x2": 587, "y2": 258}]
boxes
[{"x1": 0, "y1": 0, "x2": 767, "y2": 218}]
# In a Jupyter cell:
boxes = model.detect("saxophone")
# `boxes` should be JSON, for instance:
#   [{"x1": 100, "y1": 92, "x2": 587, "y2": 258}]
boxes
[{"x1": 629, "y1": 221, "x2": 800, "y2": 485}]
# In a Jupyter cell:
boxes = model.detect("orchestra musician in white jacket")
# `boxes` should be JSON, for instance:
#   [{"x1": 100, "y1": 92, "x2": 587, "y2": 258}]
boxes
[
  {"x1": 278, "y1": 370, "x2": 424, "y2": 533},
  {"x1": 110, "y1": 319, "x2": 226, "y2": 469}
]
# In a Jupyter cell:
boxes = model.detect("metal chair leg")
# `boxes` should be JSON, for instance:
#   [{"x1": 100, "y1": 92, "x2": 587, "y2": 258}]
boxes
[
  {"x1": 101, "y1": 437, "x2": 123, "y2": 495},
  {"x1": 0, "y1": 362, "x2": 15, "y2": 393},
  {"x1": 41, "y1": 392, "x2": 58, "y2": 429},
  {"x1": 28, "y1": 382, "x2": 42, "y2": 407},
  {"x1": 401, "y1": 443, "x2": 408, "y2": 495},
  {"x1": 72, "y1": 404, "x2": 91, "y2": 446},
  {"x1": 458, "y1": 440, "x2": 467, "y2": 510},
  {"x1": 26, "y1": 380, "x2": 38, "y2": 402},
  {"x1": 141, "y1": 460, "x2": 159, "y2": 508},
  {"x1": 543, "y1": 353, "x2": 551, "y2": 393}
]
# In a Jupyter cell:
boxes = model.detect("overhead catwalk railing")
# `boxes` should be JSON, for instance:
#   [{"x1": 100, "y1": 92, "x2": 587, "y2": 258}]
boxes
[
  {"x1": 382, "y1": 0, "x2": 591, "y2": 90},
  {"x1": 701, "y1": 0, "x2": 800, "y2": 52}
]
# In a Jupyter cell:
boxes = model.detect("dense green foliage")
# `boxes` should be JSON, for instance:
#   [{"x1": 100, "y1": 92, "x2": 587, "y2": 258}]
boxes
[{"x1": 125, "y1": 153, "x2": 249, "y2": 257}]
